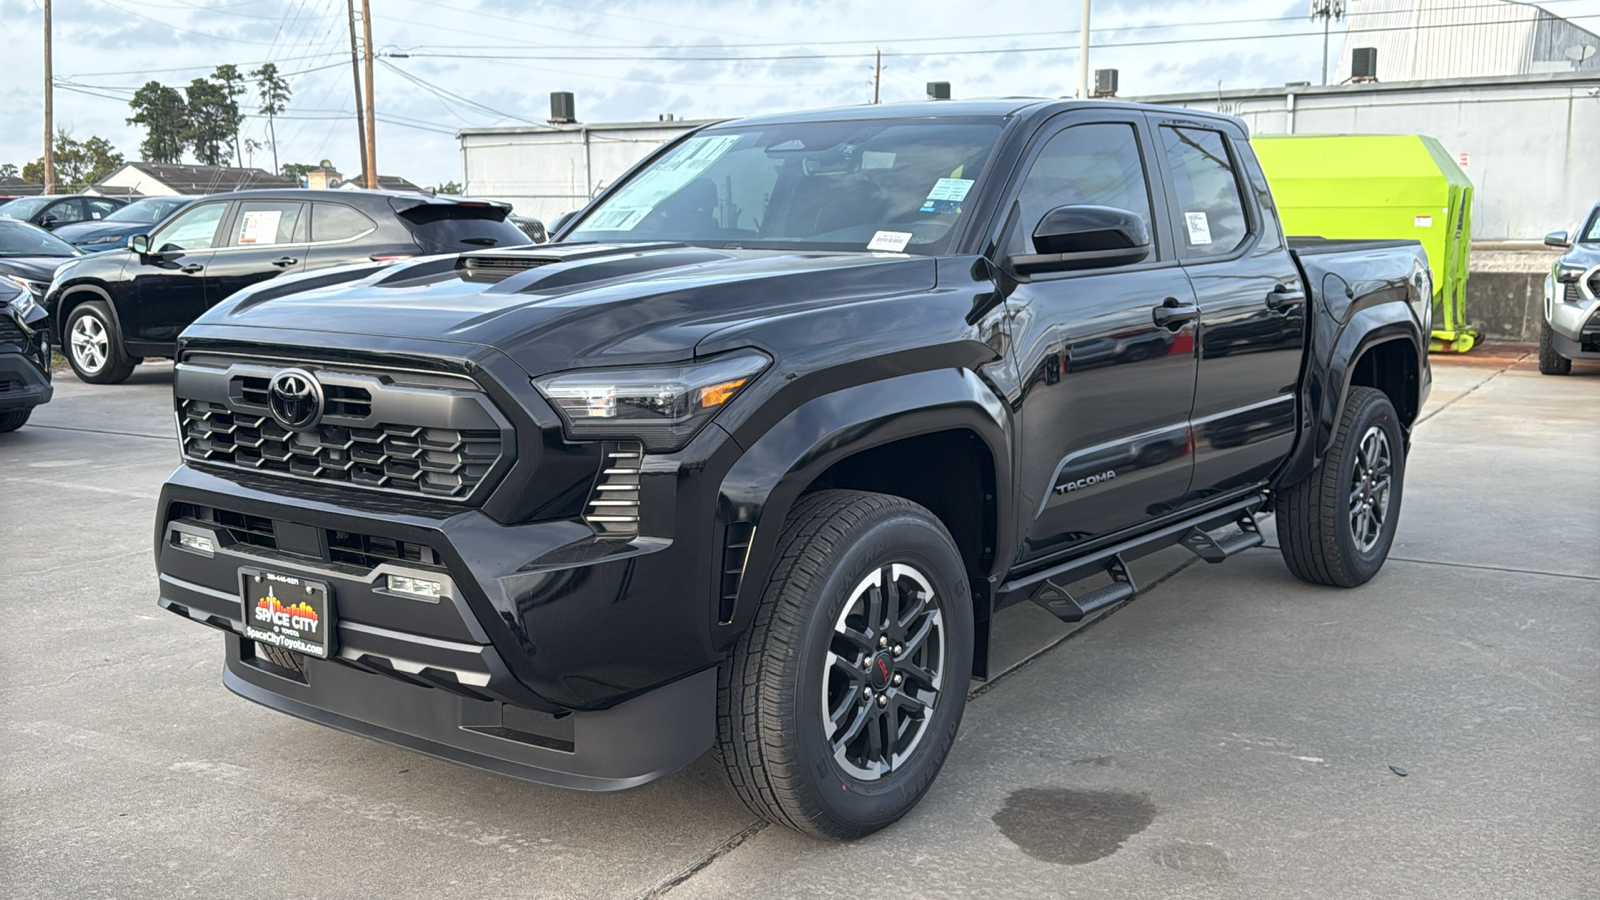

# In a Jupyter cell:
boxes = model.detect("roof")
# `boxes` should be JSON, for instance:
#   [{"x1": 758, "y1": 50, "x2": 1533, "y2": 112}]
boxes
[
  {"x1": 0, "y1": 176, "x2": 46, "y2": 197},
  {"x1": 100, "y1": 162, "x2": 300, "y2": 194},
  {"x1": 344, "y1": 173, "x2": 424, "y2": 192}
]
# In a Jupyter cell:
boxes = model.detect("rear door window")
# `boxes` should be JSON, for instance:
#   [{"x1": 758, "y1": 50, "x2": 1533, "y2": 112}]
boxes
[
  {"x1": 399, "y1": 204, "x2": 529, "y2": 251},
  {"x1": 311, "y1": 203, "x2": 378, "y2": 242},
  {"x1": 1159, "y1": 126, "x2": 1250, "y2": 259},
  {"x1": 231, "y1": 201, "x2": 306, "y2": 247}
]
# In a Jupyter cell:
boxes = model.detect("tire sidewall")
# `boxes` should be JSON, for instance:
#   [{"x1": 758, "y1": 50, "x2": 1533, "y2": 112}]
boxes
[
  {"x1": 65, "y1": 302, "x2": 122, "y2": 383},
  {"x1": 1331, "y1": 392, "x2": 1405, "y2": 582},
  {"x1": 788, "y1": 510, "x2": 973, "y2": 834}
]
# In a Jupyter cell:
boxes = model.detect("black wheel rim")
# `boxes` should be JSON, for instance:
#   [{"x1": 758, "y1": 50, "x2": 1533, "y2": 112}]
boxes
[
  {"x1": 1348, "y1": 424, "x2": 1393, "y2": 553},
  {"x1": 822, "y1": 563, "x2": 946, "y2": 781}
]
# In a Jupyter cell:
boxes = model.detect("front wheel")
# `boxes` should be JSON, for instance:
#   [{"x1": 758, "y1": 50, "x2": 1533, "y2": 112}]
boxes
[
  {"x1": 1539, "y1": 319, "x2": 1572, "y2": 376},
  {"x1": 716, "y1": 490, "x2": 973, "y2": 839},
  {"x1": 1276, "y1": 386, "x2": 1406, "y2": 587},
  {"x1": 65, "y1": 300, "x2": 135, "y2": 385},
  {"x1": 0, "y1": 408, "x2": 31, "y2": 433}
]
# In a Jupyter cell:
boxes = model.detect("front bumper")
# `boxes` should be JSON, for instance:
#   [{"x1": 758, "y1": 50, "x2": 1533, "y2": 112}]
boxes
[
  {"x1": 1546, "y1": 267, "x2": 1600, "y2": 358},
  {"x1": 0, "y1": 350, "x2": 52, "y2": 412}
]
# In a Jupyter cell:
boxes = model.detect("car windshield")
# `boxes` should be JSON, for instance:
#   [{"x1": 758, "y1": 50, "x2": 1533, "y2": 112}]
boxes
[
  {"x1": 0, "y1": 220, "x2": 79, "y2": 257},
  {"x1": 0, "y1": 197, "x2": 53, "y2": 220},
  {"x1": 104, "y1": 198, "x2": 190, "y2": 224},
  {"x1": 568, "y1": 118, "x2": 1004, "y2": 254},
  {"x1": 1583, "y1": 207, "x2": 1600, "y2": 243}
]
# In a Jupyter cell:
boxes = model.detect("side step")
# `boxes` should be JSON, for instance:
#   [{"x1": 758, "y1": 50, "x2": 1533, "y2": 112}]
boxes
[
  {"x1": 1029, "y1": 555, "x2": 1137, "y2": 623},
  {"x1": 1179, "y1": 515, "x2": 1263, "y2": 563}
]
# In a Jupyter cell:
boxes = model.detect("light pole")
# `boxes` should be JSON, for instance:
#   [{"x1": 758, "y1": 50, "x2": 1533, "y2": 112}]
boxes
[
  {"x1": 1310, "y1": 0, "x2": 1347, "y2": 86},
  {"x1": 1078, "y1": 0, "x2": 1091, "y2": 99}
]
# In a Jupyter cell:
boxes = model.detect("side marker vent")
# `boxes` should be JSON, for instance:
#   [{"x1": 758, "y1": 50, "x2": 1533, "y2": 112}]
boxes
[{"x1": 583, "y1": 441, "x2": 642, "y2": 537}]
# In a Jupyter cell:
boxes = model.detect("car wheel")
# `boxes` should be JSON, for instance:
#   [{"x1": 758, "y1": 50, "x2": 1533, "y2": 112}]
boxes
[
  {"x1": 0, "y1": 408, "x2": 31, "y2": 433},
  {"x1": 716, "y1": 489, "x2": 973, "y2": 839},
  {"x1": 1276, "y1": 386, "x2": 1405, "y2": 588},
  {"x1": 1538, "y1": 319, "x2": 1572, "y2": 376},
  {"x1": 65, "y1": 300, "x2": 135, "y2": 385}
]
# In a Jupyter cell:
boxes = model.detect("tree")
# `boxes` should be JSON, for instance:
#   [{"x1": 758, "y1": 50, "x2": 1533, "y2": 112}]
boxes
[
  {"x1": 183, "y1": 78, "x2": 238, "y2": 166},
  {"x1": 279, "y1": 162, "x2": 317, "y2": 181},
  {"x1": 433, "y1": 180, "x2": 462, "y2": 195},
  {"x1": 0, "y1": 163, "x2": 17, "y2": 179},
  {"x1": 127, "y1": 81, "x2": 188, "y2": 163},
  {"x1": 22, "y1": 130, "x2": 123, "y2": 191},
  {"x1": 251, "y1": 63, "x2": 292, "y2": 175},
  {"x1": 212, "y1": 64, "x2": 249, "y2": 164}
]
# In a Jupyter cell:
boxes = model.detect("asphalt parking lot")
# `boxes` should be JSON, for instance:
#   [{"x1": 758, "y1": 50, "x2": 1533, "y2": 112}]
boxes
[{"x1": 2, "y1": 348, "x2": 1596, "y2": 900}]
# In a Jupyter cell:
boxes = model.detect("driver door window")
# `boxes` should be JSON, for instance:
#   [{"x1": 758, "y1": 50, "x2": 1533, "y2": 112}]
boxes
[
  {"x1": 153, "y1": 203, "x2": 228, "y2": 252},
  {"x1": 1009, "y1": 122, "x2": 1155, "y2": 259},
  {"x1": 45, "y1": 199, "x2": 86, "y2": 226}
]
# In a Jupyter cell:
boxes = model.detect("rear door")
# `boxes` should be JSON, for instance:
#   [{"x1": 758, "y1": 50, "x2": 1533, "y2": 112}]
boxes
[
  {"x1": 1152, "y1": 118, "x2": 1307, "y2": 500},
  {"x1": 1002, "y1": 112, "x2": 1200, "y2": 565},
  {"x1": 303, "y1": 200, "x2": 386, "y2": 269},
  {"x1": 125, "y1": 200, "x2": 230, "y2": 344},
  {"x1": 202, "y1": 199, "x2": 309, "y2": 307}
]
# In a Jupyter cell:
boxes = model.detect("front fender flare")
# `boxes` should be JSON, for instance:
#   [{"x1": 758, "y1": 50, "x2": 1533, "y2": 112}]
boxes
[{"x1": 713, "y1": 367, "x2": 1013, "y2": 642}]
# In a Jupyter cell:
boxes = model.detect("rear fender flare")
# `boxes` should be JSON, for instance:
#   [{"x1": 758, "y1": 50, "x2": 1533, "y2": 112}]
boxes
[{"x1": 714, "y1": 368, "x2": 1013, "y2": 643}]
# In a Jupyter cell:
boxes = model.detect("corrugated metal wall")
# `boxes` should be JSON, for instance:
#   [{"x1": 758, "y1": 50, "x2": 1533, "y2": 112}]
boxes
[{"x1": 1336, "y1": 0, "x2": 1600, "y2": 82}]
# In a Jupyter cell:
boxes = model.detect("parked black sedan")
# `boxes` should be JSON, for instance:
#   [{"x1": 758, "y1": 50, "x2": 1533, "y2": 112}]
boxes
[
  {"x1": 0, "y1": 194, "x2": 128, "y2": 230},
  {"x1": 53, "y1": 195, "x2": 197, "y2": 253},
  {"x1": 43, "y1": 189, "x2": 528, "y2": 383}
]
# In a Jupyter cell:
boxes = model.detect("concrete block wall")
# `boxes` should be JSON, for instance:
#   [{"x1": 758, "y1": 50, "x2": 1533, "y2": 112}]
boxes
[{"x1": 1467, "y1": 248, "x2": 1563, "y2": 342}]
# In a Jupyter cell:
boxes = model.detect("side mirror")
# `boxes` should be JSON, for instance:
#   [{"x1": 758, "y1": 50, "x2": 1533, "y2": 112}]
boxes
[
  {"x1": 1544, "y1": 230, "x2": 1571, "y2": 249},
  {"x1": 1010, "y1": 205, "x2": 1151, "y2": 275},
  {"x1": 129, "y1": 234, "x2": 151, "y2": 256},
  {"x1": 39, "y1": 214, "x2": 58, "y2": 229}
]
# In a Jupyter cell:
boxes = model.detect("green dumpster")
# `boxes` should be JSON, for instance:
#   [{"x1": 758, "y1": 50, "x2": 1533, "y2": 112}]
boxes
[{"x1": 1253, "y1": 134, "x2": 1477, "y2": 352}]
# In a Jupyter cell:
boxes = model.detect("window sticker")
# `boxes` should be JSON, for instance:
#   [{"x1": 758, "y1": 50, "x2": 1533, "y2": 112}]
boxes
[
  {"x1": 239, "y1": 210, "x2": 283, "y2": 245},
  {"x1": 1183, "y1": 212, "x2": 1212, "y2": 246},
  {"x1": 587, "y1": 134, "x2": 742, "y2": 231},
  {"x1": 867, "y1": 230, "x2": 913, "y2": 252},
  {"x1": 919, "y1": 177, "x2": 975, "y2": 213},
  {"x1": 861, "y1": 151, "x2": 897, "y2": 170}
]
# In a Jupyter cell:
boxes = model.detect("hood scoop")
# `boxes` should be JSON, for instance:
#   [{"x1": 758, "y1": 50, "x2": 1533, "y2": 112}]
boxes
[{"x1": 456, "y1": 254, "x2": 559, "y2": 283}]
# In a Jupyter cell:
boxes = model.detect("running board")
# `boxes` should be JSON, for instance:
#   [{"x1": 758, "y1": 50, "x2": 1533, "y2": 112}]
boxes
[
  {"x1": 1030, "y1": 555, "x2": 1137, "y2": 623},
  {"x1": 1180, "y1": 514, "x2": 1263, "y2": 563}
]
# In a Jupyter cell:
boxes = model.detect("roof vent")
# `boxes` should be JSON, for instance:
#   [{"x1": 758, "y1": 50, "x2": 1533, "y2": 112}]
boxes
[
  {"x1": 1093, "y1": 69, "x2": 1119, "y2": 98},
  {"x1": 659, "y1": 113, "x2": 675, "y2": 122},
  {"x1": 549, "y1": 91, "x2": 576, "y2": 124},
  {"x1": 1351, "y1": 47, "x2": 1378, "y2": 81},
  {"x1": 926, "y1": 81, "x2": 951, "y2": 100}
]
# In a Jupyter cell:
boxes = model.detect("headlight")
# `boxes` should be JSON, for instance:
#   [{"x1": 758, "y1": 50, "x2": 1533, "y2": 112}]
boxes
[
  {"x1": 1556, "y1": 264, "x2": 1586, "y2": 284},
  {"x1": 4, "y1": 275, "x2": 47, "y2": 299},
  {"x1": 533, "y1": 350, "x2": 771, "y2": 451},
  {"x1": 4, "y1": 288, "x2": 44, "y2": 331}
]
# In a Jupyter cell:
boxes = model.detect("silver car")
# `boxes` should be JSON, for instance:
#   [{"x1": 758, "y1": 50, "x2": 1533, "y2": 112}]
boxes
[{"x1": 1541, "y1": 202, "x2": 1600, "y2": 375}]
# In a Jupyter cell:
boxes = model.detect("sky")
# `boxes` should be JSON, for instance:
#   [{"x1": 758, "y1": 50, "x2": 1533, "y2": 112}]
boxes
[{"x1": 0, "y1": 0, "x2": 1593, "y2": 190}]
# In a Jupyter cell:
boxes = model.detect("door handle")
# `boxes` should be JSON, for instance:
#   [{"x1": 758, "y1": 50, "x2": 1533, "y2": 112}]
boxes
[
  {"x1": 180, "y1": 264, "x2": 204, "y2": 274},
  {"x1": 271, "y1": 256, "x2": 299, "y2": 268},
  {"x1": 1152, "y1": 298, "x2": 1199, "y2": 328},
  {"x1": 1266, "y1": 284, "x2": 1305, "y2": 310}
]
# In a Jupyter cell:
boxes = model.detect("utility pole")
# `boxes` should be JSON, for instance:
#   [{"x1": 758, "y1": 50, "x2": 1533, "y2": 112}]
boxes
[
  {"x1": 346, "y1": 0, "x2": 368, "y2": 176},
  {"x1": 1077, "y1": 0, "x2": 1091, "y2": 100},
  {"x1": 360, "y1": 0, "x2": 378, "y2": 190},
  {"x1": 873, "y1": 49, "x2": 882, "y2": 104},
  {"x1": 42, "y1": 0, "x2": 54, "y2": 194}
]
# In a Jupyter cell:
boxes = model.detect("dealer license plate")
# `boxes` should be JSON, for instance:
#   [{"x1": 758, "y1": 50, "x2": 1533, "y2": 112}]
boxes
[{"x1": 241, "y1": 569, "x2": 336, "y2": 659}]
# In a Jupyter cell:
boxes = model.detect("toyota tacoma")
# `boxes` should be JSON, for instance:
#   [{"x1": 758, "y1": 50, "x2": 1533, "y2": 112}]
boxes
[{"x1": 156, "y1": 100, "x2": 1431, "y2": 838}]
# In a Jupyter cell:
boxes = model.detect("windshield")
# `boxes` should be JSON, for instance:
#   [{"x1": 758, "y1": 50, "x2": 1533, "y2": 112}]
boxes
[
  {"x1": 569, "y1": 118, "x2": 1004, "y2": 254},
  {"x1": 1583, "y1": 207, "x2": 1600, "y2": 243},
  {"x1": 0, "y1": 197, "x2": 52, "y2": 220},
  {"x1": 105, "y1": 197, "x2": 191, "y2": 224},
  {"x1": 0, "y1": 220, "x2": 79, "y2": 257}
]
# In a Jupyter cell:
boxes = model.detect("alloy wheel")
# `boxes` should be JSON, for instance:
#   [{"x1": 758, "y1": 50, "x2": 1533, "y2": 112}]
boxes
[
  {"x1": 822, "y1": 562, "x2": 946, "y2": 780},
  {"x1": 70, "y1": 314, "x2": 109, "y2": 375},
  {"x1": 1348, "y1": 425, "x2": 1393, "y2": 553}
]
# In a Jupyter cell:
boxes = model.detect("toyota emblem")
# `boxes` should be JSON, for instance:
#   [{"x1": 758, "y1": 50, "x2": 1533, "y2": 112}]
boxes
[{"x1": 267, "y1": 368, "x2": 323, "y2": 431}]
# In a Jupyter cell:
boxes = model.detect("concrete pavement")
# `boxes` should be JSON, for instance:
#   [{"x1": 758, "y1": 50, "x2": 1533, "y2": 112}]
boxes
[{"x1": 1, "y1": 350, "x2": 1595, "y2": 899}]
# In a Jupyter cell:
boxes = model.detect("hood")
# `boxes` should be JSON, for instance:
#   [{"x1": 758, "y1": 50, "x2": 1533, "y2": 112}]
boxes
[
  {"x1": 1559, "y1": 242, "x2": 1600, "y2": 270},
  {"x1": 0, "y1": 256, "x2": 73, "y2": 284},
  {"x1": 200, "y1": 243, "x2": 938, "y2": 375},
  {"x1": 53, "y1": 220, "x2": 142, "y2": 248}
]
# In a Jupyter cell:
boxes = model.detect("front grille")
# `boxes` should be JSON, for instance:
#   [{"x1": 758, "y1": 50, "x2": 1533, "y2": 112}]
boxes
[
  {"x1": 171, "y1": 502, "x2": 439, "y2": 570},
  {"x1": 0, "y1": 315, "x2": 24, "y2": 345},
  {"x1": 583, "y1": 441, "x2": 641, "y2": 536},
  {"x1": 176, "y1": 359, "x2": 509, "y2": 501}
]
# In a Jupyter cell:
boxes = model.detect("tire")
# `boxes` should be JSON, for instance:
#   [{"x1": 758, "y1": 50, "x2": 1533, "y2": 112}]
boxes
[
  {"x1": 1276, "y1": 386, "x2": 1405, "y2": 588},
  {"x1": 256, "y1": 643, "x2": 305, "y2": 674},
  {"x1": 0, "y1": 408, "x2": 31, "y2": 433},
  {"x1": 716, "y1": 489, "x2": 974, "y2": 839},
  {"x1": 65, "y1": 300, "x2": 135, "y2": 385},
  {"x1": 1538, "y1": 319, "x2": 1572, "y2": 376}
]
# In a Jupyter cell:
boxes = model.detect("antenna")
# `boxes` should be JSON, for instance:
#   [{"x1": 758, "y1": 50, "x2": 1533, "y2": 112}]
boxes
[{"x1": 1310, "y1": 0, "x2": 1347, "y2": 87}]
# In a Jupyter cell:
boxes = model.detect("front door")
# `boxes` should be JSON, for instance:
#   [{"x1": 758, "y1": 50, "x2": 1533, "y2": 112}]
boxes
[
  {"x1": 126, "y1": 200, "x2": 230, "y2": 345},
  {"x1": 203, "y1": 199, "x2": 309, "y2": 306},
  {"x1": 1003, "y1": 116, "x2": 1200, "y2": 567},
  {"x1": 1152, "y1": 121, "x2": 1307, "y2": 499}
]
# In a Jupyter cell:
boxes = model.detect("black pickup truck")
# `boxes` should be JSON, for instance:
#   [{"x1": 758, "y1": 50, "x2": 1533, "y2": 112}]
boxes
[{"x1": 155, "y1": 100, "x2": 1431, "y2": 839}]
